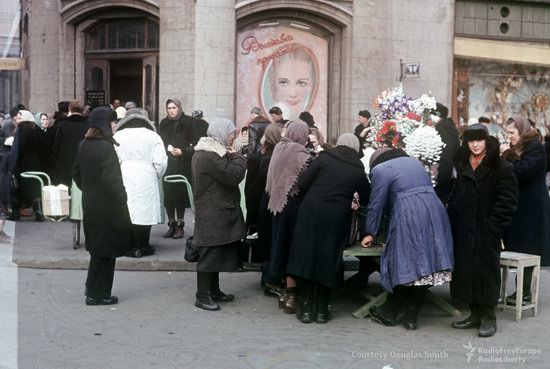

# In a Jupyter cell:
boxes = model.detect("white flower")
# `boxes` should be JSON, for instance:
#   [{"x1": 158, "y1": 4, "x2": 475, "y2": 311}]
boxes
[
  {"x1": 409, "y1": 94, "x2": 437, "y2": 114},
  {"x1": 404, "y1": 126, "x2": 445, "y2": 166}
]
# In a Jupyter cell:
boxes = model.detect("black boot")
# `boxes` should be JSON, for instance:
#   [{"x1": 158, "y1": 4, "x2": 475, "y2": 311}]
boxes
[
  {"x1": 401, "y1": 286, "x2": 427, "y2": 330},
  {"x1": 210, "y1": 272, "x2": 234, "y2": 302},
  {"x1": 507, "y1": 268, "x2": 533, "y2": 305},
  {"x1": 315, "y1": 284, "x2": 332, "y2": 324},
  {"x1": 162, "y1": 221, "x2": 177, "y2": 238},
  {"x1": 195, "y1": 272, "x2": 220, "y2": 311},
  {"x1": 297, "y1": 279, "x2": 316, "y2": 324},
  {"x1": 369, "y1": 286, "x2": 406, "y2": 326},
  {"x1": 452, "y1": 304, "x2": 480, "y2": 329},
  {"x1": 33, "y1": 203, "x2": 44, "y2": 222},
  {"x1": 172, "y1": 223, "x2": 185, "y2": 239},
  {"x1": 7, "y1": 207, "x2": 20, "y2": 221},
  {"x1": 478, "y1": 305, "x2": 497, "y2": 337}
]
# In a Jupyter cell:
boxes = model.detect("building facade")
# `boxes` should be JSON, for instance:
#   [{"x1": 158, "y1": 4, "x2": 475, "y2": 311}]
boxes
[{"x1": 11, "y1": 0, "x2": 455, "y2": 141}]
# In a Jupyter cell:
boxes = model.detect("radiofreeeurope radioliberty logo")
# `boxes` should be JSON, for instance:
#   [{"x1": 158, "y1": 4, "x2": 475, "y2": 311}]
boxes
[
  {"x1": 462, "y1": 342, "x2": 476, "y2": 363},
  {"x1": 463, "y1": 342, "x2": 542, "y2": 364}
]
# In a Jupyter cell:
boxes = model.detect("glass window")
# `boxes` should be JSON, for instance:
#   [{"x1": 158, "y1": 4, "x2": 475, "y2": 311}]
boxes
[{"x1": 86, "y1": 19, "x2": 158, "y2": 51}]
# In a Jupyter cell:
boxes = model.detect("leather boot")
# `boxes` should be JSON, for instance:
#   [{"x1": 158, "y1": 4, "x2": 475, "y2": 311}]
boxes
[
  {"x1": 283, "y1": 287, "x2": 298, "y2": 314},
  {"x1": 8, "y1": 207, "x2": 20, "y2": 221},
  {"x1": 401, "y1": 286, "x2": 427, "y2": 330},
  {"x1": 195, "y1": 272, "x2": 220, "y2": 311},
  {"x1": 210, "y1": 272, "x2": 235, "y2": 302},
  {"x1": 452, "y1": 304, "x2": 480, "y2": 329},
  {"x1": 478, "y1": 305, "x2": 497, "y2": 337},
  {"x1": 141, "y1": 245, "x2": 155, "y2": 256},
  {"x1": 368, "y1": 285, "x2": 406, "y2": 326},
  {"x1": 162, "y1": 221, "x2": 177, "y2": 238},
  {"x1": 172, "y1": 223, "x2": 185, "y2": 239},
  {"x1": 315, "y1": 284, "x2": 332, "y2": 324},
  {"x1": 297, "y1": 279, "x2": 315, "y2": 323}
]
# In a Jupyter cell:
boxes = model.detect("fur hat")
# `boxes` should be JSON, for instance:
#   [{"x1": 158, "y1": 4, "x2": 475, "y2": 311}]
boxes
[
  {"x1": 89, "y1": 106, "x2": 116, "y2": 137},
  {"x1": 462, "y1": 123, "x2": 488, "y2": 142}
]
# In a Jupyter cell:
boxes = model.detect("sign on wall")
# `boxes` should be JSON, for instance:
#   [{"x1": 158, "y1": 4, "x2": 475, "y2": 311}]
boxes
[{"x1": 236, "y1": 25, "x2": 328, "y2": 135}]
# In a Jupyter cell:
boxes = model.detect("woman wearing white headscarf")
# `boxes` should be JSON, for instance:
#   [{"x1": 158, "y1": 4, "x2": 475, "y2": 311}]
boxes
[
  {"x1": 287, "y1": 133, "x2": 371, "y2": 323},
  {"x1": 191, "y1": 118, "x2": 246, "y2": 311}
]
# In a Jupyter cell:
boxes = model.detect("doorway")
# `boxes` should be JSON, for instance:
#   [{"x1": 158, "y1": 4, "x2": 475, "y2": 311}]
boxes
[{"x1": 109, "y1": 59, "x2": 142, "y2": 106}]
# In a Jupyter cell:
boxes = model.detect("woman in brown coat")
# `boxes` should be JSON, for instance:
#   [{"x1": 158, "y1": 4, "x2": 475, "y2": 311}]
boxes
[{"x1": 191, "y1": 118, "x2": 246, "y2": 311}]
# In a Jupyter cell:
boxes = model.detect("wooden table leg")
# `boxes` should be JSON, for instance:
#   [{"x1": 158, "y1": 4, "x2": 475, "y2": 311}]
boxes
[
  {"x1": 425, "y1": 290, "x2": 462, "y2": 317},
  {"x1": 352, "y1": 292, "x2": 387, "y2": 319}
]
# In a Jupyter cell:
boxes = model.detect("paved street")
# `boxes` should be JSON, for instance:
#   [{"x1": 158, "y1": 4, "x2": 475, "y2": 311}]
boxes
[{"x1": 2, "y1": 220, "x2": 550, "y2": 369}]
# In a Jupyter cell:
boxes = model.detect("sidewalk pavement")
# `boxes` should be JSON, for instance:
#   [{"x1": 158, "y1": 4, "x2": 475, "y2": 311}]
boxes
[{"x1": 4, "y1": 218, "x2": 550, "y2": 368}]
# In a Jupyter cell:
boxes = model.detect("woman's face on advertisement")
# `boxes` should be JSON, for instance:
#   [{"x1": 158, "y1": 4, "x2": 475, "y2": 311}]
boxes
[{"x1": 274, "y1": 59, "x2": 312, "y2": 111}]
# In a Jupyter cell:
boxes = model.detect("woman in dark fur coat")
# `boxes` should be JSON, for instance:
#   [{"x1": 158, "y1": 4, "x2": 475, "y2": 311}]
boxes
[{"x1": 448, "y1": 124, "x2": 518, "y2": 337}]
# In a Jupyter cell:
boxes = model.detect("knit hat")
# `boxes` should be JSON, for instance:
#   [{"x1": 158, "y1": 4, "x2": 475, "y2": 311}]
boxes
[
  {"x1": 89, "y1": 106, "x2": 116, "y2": 137},
  {"x1": 358, "y1": 110, "x2": 371, "y2": 119},
  {"x1": 462, "y1": 123, "x2": 488, "y2": 142},
  {"x1": 115, "y1": 106, "x2": 127, "y2": 120}
]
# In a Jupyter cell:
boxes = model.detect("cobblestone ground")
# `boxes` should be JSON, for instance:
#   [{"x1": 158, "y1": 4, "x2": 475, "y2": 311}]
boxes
[{"x1": 2, "y1": 221, "x2": 550, "y2": 369}]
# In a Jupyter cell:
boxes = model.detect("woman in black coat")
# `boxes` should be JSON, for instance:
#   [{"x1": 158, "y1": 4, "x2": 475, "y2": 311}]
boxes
[
  {"x1": 73, "y1": 106, "x2": 132, "y2": 306},
  {"x1": 501, "y1": 114, "x2": 550, "y2": 303},
  {"x1": 448, "y1": 124, "x2": 518, "y2": 337},
  {"x1": 158, "y1": 98, "x2": 200, "y2": 239},
  {"x1": 191, "y1": 118, "x2": 247, "y2": 312},
  {"x1": 287, "y1": 133, "x2": 371, "y2": 323},
  {"x1": 9, "y1": 110, "x2": 45, "y2": 221}
]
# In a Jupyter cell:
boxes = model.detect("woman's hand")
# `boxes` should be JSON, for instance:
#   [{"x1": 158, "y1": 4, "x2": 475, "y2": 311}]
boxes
[
  {"x1": 361, "y1": 235, "x2": 374, "y2": 248},
  {"x1": 171, "y1": 148, "x2": 183, "y2": 157},
  {"x1": 226, "y1": 146, "x2": 236, "y2": 154}
]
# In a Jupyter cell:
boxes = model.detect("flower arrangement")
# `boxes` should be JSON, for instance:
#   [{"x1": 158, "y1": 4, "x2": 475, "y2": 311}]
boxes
[
  {"x1": 373, "y1": 85, "x2": 412, "y2": 120},
  {"x1": 404, "y1": 125, "x2": 445, "y2": 167}
]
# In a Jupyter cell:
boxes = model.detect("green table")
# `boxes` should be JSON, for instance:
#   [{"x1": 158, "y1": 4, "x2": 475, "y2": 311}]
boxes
[{"x1": 344, "y1": 243, "x2": 462, "y2": 319}]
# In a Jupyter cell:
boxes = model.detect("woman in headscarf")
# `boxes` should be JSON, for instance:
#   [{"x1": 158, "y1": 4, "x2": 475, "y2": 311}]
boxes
[
  {"x1": 244, "y1": 124, "x2": 284, "y2": 295},
  {"x1": 191, "y1": 118, "x2": 246, "y2": 311},
  {"x1": 265, "y1": 120, "x2": 311, "y2": 314},
  {"x1": 448, "y1": 124, "x2": 518, "y2": 337},
  {"x1": 8, "y1": 110, "x2": 45, "y2": 221},
  {"x1": 73, "y1": 106, "x2": 132, "y2": 305},
  {"x1": 158, "y1": 98, "x2": 200, "y2": 239},
  {"x1": 287, "y1": 133, "x2": 371, "y2": 323},
  {"x1": 361, "y1": 148, "x2": 454, "y2": 330},
  {"x1": 114, "y1": 109, "x2": 168, "y2": 258},
  {"x1": 501, "y1": 114, "x2": 550, "y2": 304}
]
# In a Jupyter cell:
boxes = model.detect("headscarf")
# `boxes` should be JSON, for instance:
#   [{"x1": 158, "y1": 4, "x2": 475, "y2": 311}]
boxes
[
  {"x1": 336, "y1": 133, "x2": 360, "y2": 153},
  {"x1": 261, "y1": 123, "x2": 283, "y2": 154},
  {"x1": 505, "y1": 113, "x2": 538, "y2": 156},
  {"x1": 18, "y1": 110, "x2": 35, "y2": 123},
  {"x1": 266, "y1": 120, "x2": 310, "y2": 214},
  {"x1": 166, "y1": 98, "x2": 183, "y2": 121},
  {"x1": 207, "y1": 118, "x2": 236, "y2": 147},
  {"x1": 34, "y1": 112, "x2": 46, "y2": 128}
]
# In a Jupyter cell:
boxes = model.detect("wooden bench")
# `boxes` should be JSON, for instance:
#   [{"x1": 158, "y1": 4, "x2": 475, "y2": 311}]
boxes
[{"x1": 343, "y1": 243, "x2": 462, "y2": 319}]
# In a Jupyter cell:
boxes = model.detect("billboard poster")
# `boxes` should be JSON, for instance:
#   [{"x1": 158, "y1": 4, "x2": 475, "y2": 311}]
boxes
[{"x1": 236, "y1": 25, "x2": 329, "y2": 135}]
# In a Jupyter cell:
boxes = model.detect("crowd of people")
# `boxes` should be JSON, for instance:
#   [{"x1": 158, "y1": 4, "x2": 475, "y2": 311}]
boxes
[{"x1": 2, "y1": 98, "x2": 549, "y2": 339}]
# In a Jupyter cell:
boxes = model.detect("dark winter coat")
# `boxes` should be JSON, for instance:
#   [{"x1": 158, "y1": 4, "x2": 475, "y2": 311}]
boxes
[
  {"x1": 255, "y1": 153, "x2": 275, "y2": 258},
  {"x1": 448, "y1": 137, "x2": 519, "y2": 306},
  {"x1": 159, "y1": 114, "x2": 201, "y2": 208},
  {"x1": 10, "y1": 122, "x2": 45, "y2": 201},
  {"x1": 503, "y1": 138, "x2": 550, "y2": 265},
  {"x1": 286, "y1": 146, "x2": 371, "y2": 288},
  {"x1": 73, "y1": 138, "x2": 132, "y2": 258},
  {"x1": 434, "y1": 118, "x2": 460, "y2": 204},
  {"x1": 247, "y1": 116, "x2": 270, "y2": 154},
  {"x1": 244, "y1": 151, "x2": 268, "y2": 226},
  {"x1": 52, "y1": 114, "x2": 90, "y2": 186},
  {"x1": 191, "y1": 138, "x2": 247, "y2": 247},
  {"x1": 354, "y1": 123, "x2": 368, "y2": 158}
]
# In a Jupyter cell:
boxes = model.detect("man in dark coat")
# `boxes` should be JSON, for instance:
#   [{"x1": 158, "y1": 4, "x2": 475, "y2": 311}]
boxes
[
  {"x1": 433, "y1": 104, "x2": 460, "y2": 204},
  {"x1": 448, "y1": 125, "x2": 518, "y2": 337},
  {"x1": 247, "y1": 107, "x2": 270, "y2": 154},
  {"x1": 73, "y1": 106, "x2": 132, "y2": 306},
  {"x1": 52, "y1": 100, "x2": 90, "y2": 186},
  {"x1": 354, "y1": 110, "x2": 371, "y2": 158}
]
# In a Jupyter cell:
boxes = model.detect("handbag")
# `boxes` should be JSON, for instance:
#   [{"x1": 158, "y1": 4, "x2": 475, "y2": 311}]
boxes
[{"x1": 184, "y1": 236, "x2": 199, "y2": 262}]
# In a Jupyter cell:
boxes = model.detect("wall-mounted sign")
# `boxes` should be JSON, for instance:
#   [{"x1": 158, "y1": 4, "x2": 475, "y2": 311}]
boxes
[
  {"x1": 402, "y1": 62, "x2": 420, "y2": 79},
  {"x1": 85, "y1": 90, "x2": 106, "y2": 107},
  {"x1": 0, "y1": 58, "x2": 25, "y2": 71}
]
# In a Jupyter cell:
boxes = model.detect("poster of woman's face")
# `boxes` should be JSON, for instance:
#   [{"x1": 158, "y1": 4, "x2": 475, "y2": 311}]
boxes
[{"x1": 237, "y1": 25, "x2": 328, "y2": 135}]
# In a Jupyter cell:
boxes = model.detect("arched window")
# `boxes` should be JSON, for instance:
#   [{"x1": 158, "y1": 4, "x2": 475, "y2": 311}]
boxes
[{"x1": 86, "y1": 19, "x2": 159, "y2": 51}]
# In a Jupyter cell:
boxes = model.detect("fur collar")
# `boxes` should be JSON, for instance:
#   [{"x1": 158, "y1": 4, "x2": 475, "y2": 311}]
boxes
[{"x1": 194, "y1": 137, "x2": 226, "y2": 157}]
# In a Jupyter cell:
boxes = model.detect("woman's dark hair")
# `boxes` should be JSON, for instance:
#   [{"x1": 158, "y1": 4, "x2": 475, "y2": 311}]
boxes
[{"x1": 269, "y1": 106, "x2": 283, "y2": 115}]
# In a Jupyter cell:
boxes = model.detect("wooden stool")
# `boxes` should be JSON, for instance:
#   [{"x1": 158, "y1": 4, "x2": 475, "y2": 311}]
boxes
[{"x1": 498, "y1": 251, "x2": 541, "y2": 321}]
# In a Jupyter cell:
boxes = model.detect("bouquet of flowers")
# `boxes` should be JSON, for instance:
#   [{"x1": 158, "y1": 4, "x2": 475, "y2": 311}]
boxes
[
  {"x1": 373, "y1": 85, "x2": 412, "y2": 121},
  {"x1": 404, "y1": 125, "x2": 445, "y2": 167}
]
